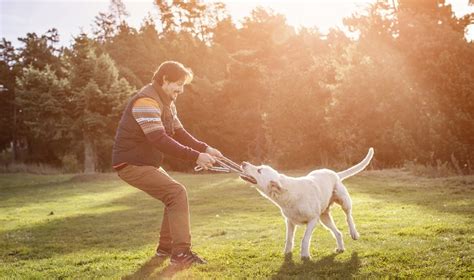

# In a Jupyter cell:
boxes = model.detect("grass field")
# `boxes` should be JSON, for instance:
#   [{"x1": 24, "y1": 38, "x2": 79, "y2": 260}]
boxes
[{"x1": 0, "y1": 169, "x2": 473, "y2": 279}]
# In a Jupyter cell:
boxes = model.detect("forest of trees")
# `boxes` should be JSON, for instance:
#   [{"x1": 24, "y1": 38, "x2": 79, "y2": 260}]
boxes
[{"x1": 1, "y1": 0, "x2": 473, "y2": 174}]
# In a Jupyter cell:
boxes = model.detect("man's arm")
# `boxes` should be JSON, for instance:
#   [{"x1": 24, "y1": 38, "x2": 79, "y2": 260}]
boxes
[
  {"x1": 172, "y1": 117, "x2": 222, "y2": 158},
  {"x1": 173, "y1": 126, "x2": 208, "y2": 153},
  {"x1": 132, "y1": 98, "x2": 200, "y2": 161}
]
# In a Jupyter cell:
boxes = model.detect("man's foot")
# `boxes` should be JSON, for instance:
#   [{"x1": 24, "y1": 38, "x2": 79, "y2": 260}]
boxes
[
  {"x1": 156, "y1": 246, "x2": 172, "y2": 258},
  {"x1": 170, "y1": 250, "x2": 207, "y2": 266}
]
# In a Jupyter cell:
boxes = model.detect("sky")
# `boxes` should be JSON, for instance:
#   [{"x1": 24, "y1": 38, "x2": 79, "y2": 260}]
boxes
[{"x1": 1, "y1": 0, "x2": 473, "y2": 47}]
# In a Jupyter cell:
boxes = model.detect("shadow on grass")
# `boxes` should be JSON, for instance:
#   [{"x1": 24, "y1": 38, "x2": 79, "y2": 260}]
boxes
[
  {"x1": 0, "y1": 178, "x2": 73, "y2": 202},
  {"x1": 1, "y1": 190, "x2": 163, "y2": 261},
  {"x1": 0, "y1": 173, "x2": 119, "y2": 206},
  {"x1": 122, "y1": 256, "x2": 202, "y2": 280},
  {"x1": 154, "y1": 263, "x2": 191, "y2": 279},
  {"x1": 0, "y1": 177, "x2": 249, "y2": 263},
  {"x1": 0, "y1": 173, "x2": 248, "y2": 263},
  {"x1": 121, "y1": 256, "x2": 177, "y2": 280},
  {"x1": 272, "y1": 252, "x2": 361, "y2": 279}
]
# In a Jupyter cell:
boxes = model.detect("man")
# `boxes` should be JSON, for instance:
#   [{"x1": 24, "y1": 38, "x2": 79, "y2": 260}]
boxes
[{"x1": 112, "y1": 61, "x2": 222, "y2": 266}]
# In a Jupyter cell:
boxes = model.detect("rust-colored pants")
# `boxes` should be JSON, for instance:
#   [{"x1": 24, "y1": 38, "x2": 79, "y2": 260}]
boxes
[{"x1": 117, "y1": 165, "x2": 191, "y2": 253}]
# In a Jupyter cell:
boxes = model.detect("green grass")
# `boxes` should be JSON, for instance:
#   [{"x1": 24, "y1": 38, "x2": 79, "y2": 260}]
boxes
[{"x1": 0, "y1": 170, "x2": 473, "y2": 279}]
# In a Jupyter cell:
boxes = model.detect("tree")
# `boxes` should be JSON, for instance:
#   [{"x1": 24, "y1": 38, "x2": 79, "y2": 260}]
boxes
[
  {"x1": 154, "y1": 0, "x2": 228, "y2": 43},
  {"x1": 15, "y1": 65, "x2": 71, "y2": 164},
  {"x1": 93, "y1": 0, "x2": 131, "y2": 43},
  {"x1": 395, "y1": 0, "x2": 474, "y2": 168},
  {"x1": 93, "y1": 12, "x2": 117, "y2": 43},
  {"x1": 238, "y1": 7, "x2": 295, "y2": 69},
  {"x1": 2, "y1": 29, "x2": 64, "y2": 163},
  {"x1": 67, "y1": 34, "x2": 135, "y2": 172},
  {"x1": 155, "y1": 0, "x2": 178, "y2": 34},
  {"x1": 16, "y1": 29, "x2": 62, "y2": 74},
  {"x1": 0, "y1": 39, "x2": 18, "y2": 157},
  {"x1": 109, "y1": 0, "x2": 129, "y2": 23},
  {"x1": 335, "y1": 0, "x2": 474, "y2": 169},
  {"x1": 213, "y1": 16, "x2": 240, "y2": 52}
]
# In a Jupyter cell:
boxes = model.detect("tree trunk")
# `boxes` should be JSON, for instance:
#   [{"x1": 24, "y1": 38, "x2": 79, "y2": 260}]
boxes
[
  {"x1": 83, "y1": 133, "x2": 96, "y2": 173},
  {"x1": 12, "y1": 100, "x2": 17, "y2": 163}
]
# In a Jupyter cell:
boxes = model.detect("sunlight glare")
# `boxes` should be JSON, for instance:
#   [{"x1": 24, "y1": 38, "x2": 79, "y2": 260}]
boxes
[{"x1": 221, "y1": 0, "x2": 375, "y2": 32}]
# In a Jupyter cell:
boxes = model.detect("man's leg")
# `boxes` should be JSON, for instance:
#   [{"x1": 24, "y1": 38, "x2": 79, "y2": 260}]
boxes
[
  {"x1": 158, "y1": 168, "x2": 173, "y2": 253},
  {"x1": 157, "y1": 207, "x2": 172, "y2": 251},
  {"x1": 117, "y1": 165, "x2": 191, "y2": 253}
]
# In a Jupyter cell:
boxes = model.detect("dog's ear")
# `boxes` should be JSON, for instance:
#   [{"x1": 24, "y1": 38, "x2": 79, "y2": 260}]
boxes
[{"x1": 268, "y1": 180, "x2": 285, "y2": 196}]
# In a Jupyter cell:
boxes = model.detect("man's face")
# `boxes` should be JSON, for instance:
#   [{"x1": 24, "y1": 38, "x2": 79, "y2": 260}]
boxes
[{"x1": 162, "y1": 78, "x2": 185, "y2": 101}]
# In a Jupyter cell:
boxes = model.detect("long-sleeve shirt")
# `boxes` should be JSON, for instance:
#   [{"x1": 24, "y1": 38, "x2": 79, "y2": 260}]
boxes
[{"x1": 132, "y1": 97, "x2": 208, "y2": 161}]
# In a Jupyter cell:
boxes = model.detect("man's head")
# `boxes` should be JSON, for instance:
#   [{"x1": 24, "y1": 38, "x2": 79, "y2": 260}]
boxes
[{"x1": 152, "y1": 61, "x2": 193, "y2": 101}]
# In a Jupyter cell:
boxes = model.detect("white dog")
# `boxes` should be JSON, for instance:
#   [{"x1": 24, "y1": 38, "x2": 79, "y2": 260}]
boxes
[{"x1": 241, "y1": 148, "x2": 374, "y2": 259}]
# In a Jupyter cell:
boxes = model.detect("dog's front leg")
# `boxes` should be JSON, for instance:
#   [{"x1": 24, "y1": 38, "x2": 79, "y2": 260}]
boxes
[
  {"x1": 301, "y1": 218, "x2": 319, "y2": 260},
  {"x1": 284, "y1": 219, "x2": 296, "y2": 255}
]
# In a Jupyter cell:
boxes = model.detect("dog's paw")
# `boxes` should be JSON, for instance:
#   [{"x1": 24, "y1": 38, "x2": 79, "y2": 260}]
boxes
[
  {"x1": 351, "y1": 231, "x2": 360, "y2": 240},
  {"x1": 301, "y1": 256, "x2": 311, "y2": 262},
  {"x1": 335, "y1": 248, "x2": 345, "y2": 254}
]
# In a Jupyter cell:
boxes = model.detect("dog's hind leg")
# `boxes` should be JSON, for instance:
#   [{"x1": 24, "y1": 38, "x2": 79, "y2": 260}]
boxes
[
  {"x1": 284, "y1": 218, "x2": 296, "y2": 255},
  {"x1": 300, "y1": 218, "x2": 319, "y2": 260},
  {"x1": 320, "y1": 210, "x2": 345, "y2": 253},
  {"x1": 337, "y1": 182, "x2": 360, "y2": 240}
]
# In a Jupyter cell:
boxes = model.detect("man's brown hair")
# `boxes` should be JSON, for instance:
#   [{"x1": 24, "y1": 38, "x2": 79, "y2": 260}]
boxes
[{"x1": 152, "y1": 61, "x2": 193, "y2": 86}]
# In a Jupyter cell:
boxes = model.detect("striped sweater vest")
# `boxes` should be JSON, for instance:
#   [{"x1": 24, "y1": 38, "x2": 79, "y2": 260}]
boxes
[{"x1": 112, "y1": 84, "x2": 171, "y2": 168}]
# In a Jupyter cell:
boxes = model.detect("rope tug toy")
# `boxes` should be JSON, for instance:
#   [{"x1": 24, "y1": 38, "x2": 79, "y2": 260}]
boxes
[{"x1": 194, "y1": 156, "x2": 257, "y2": 184}]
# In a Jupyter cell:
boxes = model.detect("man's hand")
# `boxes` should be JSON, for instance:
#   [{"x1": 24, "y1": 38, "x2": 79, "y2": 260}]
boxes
[
  {"x1": 196, "y1": 153, "x2": 216, "y2": 170},
  {"x1": 206, "y1": 146, "x2": 223, "y2": 159}
]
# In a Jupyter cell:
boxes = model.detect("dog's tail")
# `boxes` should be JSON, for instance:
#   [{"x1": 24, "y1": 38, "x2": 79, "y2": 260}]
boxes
[{"x1": 337, "y1": 148, "x2": 374, "y2": 181}]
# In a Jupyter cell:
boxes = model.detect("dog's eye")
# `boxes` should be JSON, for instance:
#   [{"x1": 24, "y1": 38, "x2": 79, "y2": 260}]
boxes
[{"x1": 257, "y1": 168, "x2": 262, "y2": 174}]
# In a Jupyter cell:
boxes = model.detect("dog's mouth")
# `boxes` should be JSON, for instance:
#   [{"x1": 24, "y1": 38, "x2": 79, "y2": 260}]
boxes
[
  {"x1": 240, "y1": 174, "x2": 257, "y2": 184},
  {"x1": 240, "y1": 166, "x2": 257, "y2": 184}
]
